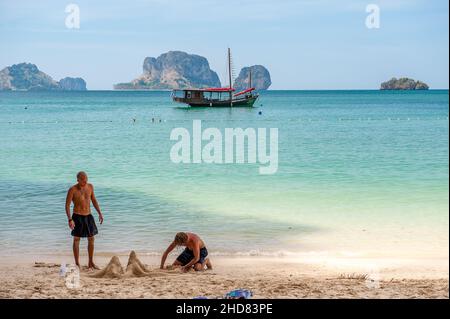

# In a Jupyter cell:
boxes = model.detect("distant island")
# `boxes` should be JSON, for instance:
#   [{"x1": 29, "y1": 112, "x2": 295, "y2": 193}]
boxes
[
  {"x1": 114, "y1": 51, "x2": 221, "y2": 90},
  {"x1": 58, "y1": 77, "x2": 87, "y2": 91},
  {"x1": 114, "y1": 50, "x2": 271, "y2": 90},
  {"x1": 0, "y1": 63, "x2": 86, "y2": 91},
  {"x1": 234, "y1": 65, "x2": 271, "y2": 91},
  {"x1": 380, "y1": 77, "x2": 429, "y2": 90}
]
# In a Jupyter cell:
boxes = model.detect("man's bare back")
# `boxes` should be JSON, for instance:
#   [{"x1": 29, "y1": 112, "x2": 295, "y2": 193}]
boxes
[{"x1": 184, "y1": 232, "x2": 206, "y2": 251}]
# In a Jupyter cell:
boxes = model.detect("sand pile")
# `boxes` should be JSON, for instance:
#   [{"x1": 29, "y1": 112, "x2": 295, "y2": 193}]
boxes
[
  {"x1": 90, "y1": 256, "x2": 124, "y2": 278},
  {"x1": 91, "y1": 251, "x2": 172, "y2": 279},
  {"x1": 124, "y1": 250, "x2": 152, "y2": 277}
]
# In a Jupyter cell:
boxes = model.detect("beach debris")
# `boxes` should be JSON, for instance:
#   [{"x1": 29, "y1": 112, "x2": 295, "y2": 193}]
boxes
[
  {"x1": 65, "y1": 264, "x2": 81, "y2": 289},
  {"x1": 224, "y1": 289, "x2": 253, "y2": 299},
  {"x1": 338, "y1": 273, "x2": 369, "y2": 280},
  {"x1": 196, "y1": 289, "x2": 253, "y2": 299},
  {"x1": 34, "y1": 262, "x2": 60, "y2": 268},
  {"x1": 59, "y1": 263, "x2": 67, "y2": 277}
]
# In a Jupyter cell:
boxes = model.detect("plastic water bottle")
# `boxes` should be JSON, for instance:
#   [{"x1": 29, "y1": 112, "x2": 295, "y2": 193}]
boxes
[{"x1": 59, "y1": 262, "x2": 67, "y2": 277}]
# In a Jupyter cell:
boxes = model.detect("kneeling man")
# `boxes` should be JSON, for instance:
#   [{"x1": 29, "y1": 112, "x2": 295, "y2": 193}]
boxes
[{"x1": 160, "y1": 232, "x2": 212, "y2": 272}]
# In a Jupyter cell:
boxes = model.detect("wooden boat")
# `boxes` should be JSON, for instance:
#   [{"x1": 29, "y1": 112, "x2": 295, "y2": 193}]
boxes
[{"x1": 171, "y1": 48, "x2": 258, "y2": 107}]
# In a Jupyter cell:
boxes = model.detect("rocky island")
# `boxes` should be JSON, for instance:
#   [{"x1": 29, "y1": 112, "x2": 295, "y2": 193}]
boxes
[
  {"x1": 380, "y1": 77, "x2": 429, "y2": 90},
  {"x1": 0, "y1": 63, "x2": 87, "y2": 91},
  {"x1": 114, "y1": 51, "x2": 221, "y2": 90},
  {"x1": 58, "y1": 77, "x2": 87, "y2": 91},
  {"x1": 234, "y1": 65, "x2": 271, "y2": 91}
]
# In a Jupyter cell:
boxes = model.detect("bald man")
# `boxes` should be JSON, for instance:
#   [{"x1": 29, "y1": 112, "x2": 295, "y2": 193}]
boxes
[{"x1": 65, "y1": 171, "x2": 104, "y2": 269}]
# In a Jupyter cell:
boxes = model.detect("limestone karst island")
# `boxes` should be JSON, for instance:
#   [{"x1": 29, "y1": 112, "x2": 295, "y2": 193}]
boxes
[
  {"x1": 0, "y1": 63, "x2": 86, "y2": 91},
  {"x1": 114, "y1": 51, "x2": 271, "y2": 91}
]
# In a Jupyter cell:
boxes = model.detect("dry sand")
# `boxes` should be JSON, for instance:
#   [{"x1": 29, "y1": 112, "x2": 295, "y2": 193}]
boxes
[{"x1": 0, "y1": 253, "x2": 448, "y2": 299}]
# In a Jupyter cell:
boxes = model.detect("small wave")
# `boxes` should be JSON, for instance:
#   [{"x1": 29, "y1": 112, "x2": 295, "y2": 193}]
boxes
[{"x1": 88, "y1": 249, "x2": 347, "y2": 258}]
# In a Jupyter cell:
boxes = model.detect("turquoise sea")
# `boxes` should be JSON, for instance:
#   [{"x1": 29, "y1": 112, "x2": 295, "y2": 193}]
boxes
[{"x1": 0, "y1": 90, "x2": 448, "y2": 259}]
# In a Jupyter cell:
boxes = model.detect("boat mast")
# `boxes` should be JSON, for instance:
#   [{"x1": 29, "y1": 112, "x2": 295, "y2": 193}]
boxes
[
  {"x1": 228, "y1": 48, "x2": 233, "y2": 106},
  {"x1": 249, "y1": 67, "x2": 252, "y2": 89},
  {"x1": 228, "y1": 48, "x2": 232, "y2": 89}
]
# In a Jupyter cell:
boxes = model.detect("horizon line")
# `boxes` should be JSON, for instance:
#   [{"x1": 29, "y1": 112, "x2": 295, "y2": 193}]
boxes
[{"x1": 1, "y1": 88, "x2": 449, "y2": 92}]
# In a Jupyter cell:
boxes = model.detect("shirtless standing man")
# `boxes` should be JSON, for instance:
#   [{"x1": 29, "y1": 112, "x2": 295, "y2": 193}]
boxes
[
  {"x1": 65, "y1": 171, "x2": 104, "y2": 269},
  {"x1": 160, "y1": 232, "x2": 212, "y2": 272}
]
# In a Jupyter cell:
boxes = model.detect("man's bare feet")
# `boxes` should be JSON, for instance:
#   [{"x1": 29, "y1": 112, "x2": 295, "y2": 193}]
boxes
[
  {"x1": 205, "y1": 258, "x2": 213, "y2": 270},
  {"x1": 88, "y1": 263, "x2": 100, "y2": 270}
]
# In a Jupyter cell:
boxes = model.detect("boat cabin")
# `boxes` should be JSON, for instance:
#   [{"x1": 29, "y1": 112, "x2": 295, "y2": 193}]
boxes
[{"x1": 172, "y1": 87, "x2": 235, "y2": 104}]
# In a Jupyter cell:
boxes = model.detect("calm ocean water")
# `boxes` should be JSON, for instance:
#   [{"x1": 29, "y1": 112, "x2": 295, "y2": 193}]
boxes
[{"x1": 0, "y1": 90, "x2": 448, "y2": 258}]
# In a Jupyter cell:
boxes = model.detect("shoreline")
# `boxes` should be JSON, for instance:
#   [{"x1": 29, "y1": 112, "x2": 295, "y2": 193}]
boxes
[
  {"x1": 2, "y1": 253, "x2": 447, "y2": 279},
  {"x1": 2, "y1": 247, "x2": 448, "y2": 279},
  {"x1": 0, "y1": 254, "x2": 448, "y2": 299}
]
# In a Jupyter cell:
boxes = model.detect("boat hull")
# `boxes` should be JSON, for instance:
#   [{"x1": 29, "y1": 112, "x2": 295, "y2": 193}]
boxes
[{"x1": 186, "y1": 96, "x2": 258, "y2": 107}]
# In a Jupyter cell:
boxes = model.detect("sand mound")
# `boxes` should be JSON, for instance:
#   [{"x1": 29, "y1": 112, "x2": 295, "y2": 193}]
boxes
[
  {"x1": 124, "y1": 251, "x2": 174, "y2": 278},
  {"x1": 90, "y1": 256, "x2": 124, "y2": 279},
  {"x1": 124, "y1": 251, "x2": 151, "y2": 277},
  {"x1": 91, "y1": 251, "x2": 174, "y2": 279}
]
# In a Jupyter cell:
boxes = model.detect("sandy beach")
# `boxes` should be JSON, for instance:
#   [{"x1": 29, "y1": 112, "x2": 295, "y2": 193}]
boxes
[{"x1": 0, "y1": 253, "x2": 448, "y2": 299}]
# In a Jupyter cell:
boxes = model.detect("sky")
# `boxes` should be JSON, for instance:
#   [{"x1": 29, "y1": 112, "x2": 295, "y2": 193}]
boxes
[{"x1": 0, "y1": 0, "x2": 448, "y2": 90}]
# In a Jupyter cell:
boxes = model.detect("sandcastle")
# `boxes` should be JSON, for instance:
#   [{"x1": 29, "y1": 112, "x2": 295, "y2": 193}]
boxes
[
  {"x1": 90, "y1": 255, "x2": 124, "y2": 278},
  {"x1": 90, "y1": 251, "x2": 173, "y2": 279}
]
